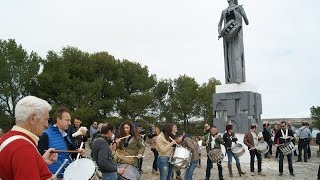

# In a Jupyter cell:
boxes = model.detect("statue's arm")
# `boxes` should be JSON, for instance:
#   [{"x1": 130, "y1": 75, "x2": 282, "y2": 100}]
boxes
[
  {"x1": 239, "y1": 7, "x2": 249, "y2": 25},
  {"x1": 218, "y1": 11, "x2": 224, "y2": 34}
]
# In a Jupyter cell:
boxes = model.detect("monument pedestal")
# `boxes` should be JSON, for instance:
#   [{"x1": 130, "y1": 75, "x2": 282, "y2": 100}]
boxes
[{"x1": 213, "y1": 83, "x2": 262, "y2": 133}]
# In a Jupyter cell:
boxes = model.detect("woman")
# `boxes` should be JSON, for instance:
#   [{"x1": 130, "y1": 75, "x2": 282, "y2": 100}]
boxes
[
  {"x1": 115, "y1": 121, "x2": 145, "y2": 168},
  {"x1": 156, "y1": 123, "x2": 177, "y2": 180},
  {"x1": 150, "y1": 126, "x2": 160, "y2": 174},
  {"x1": 223, "y1": 124, "x2": 245, "y2": 177}
]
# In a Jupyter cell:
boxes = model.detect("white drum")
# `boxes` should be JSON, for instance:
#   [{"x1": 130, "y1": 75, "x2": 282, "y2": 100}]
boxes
[
  {"x1": 231, "y1": 143, "x2": 245, "y2": 157},
  {"x1": 279, "y1": 141, "x2": 295, "y2": 155},
  {"x1": 170, "y1": 146, "x2": 191, "y2": 168},
  {"x1": 208, "y1": 148, "x2": 224, "y2": 163},
  {"x1": 64, "y1": 158, "x2": 96, "y2": 180},
  {"x1": 255, "y1": 141, "x2": 269, "y2": 154}
]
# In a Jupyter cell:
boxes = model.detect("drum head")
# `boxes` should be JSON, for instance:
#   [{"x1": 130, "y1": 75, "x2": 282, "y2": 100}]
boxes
[
  {"x1": 64, "y1": 158, "x2": 96, "y2": 180},
  {"x1": 118, "y1": 164, "x2": 141, "y2": 180}
]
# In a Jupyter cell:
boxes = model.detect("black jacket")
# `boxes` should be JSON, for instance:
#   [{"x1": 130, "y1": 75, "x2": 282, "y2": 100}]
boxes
[
  {"x1": 91, "y1": 135, "x2": 117, "y2": 173},
  {"x1": 316, "y1": 132, "x2": 320, "y2": 145},
  {"x1": 262, "y1": 128, "x2": 272, "y2": 142},
  {"x1": 223, "y1": 132, "x2": 238, "y2": 150}
]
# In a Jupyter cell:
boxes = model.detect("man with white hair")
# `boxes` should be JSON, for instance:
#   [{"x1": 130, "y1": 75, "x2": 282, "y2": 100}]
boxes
[{"x1": 0, "y1": 96, "x2": 58, "y2": 180}]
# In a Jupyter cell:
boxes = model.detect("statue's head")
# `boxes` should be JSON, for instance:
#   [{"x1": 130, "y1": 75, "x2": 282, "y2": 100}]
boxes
[{"x1": 227, "y1": 0, "x2": 238, "y2": 5}]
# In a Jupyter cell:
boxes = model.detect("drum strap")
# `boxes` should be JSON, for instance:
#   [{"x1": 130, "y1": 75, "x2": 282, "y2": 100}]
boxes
[{"x1": 0, "y1": 135, "x2": 36, "y2": 152}]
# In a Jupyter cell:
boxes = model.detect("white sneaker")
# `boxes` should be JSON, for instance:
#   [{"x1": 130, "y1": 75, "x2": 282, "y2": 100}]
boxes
[{"x1": 251, "y1": 172, "x2": 255, "y2": 176}]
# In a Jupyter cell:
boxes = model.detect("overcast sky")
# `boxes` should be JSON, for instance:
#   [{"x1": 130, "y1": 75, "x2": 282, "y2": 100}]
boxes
[{"x1": 1, "y1": 0, "x2": 319, "y2": 119}]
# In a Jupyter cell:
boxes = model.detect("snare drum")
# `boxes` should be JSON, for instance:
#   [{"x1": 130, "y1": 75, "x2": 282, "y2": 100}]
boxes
[
  {"x1": 117, "y1": 163, "x2": 141, "y2": 180},
  {"x1": 255, "y1": 141, "x2": 269, "y2": 155},
  {"x1": 64, "y1": 158, "x2": 96, "y2": 180},
  {"x1": 279, "y1": 141, "x2": 295, "y2": 155},
  {"x1": 231, "y1": 143, "x2": 245, "y2": 157},
  {"x1": 219, "y1": 19, "x2": 241, "y2": 42},
  {"x1": 208, "y1": 148, "x2": 224, "y2": 163},
  {"x1": 170, "y1": 146, "x2": 191, "y2": 168}
]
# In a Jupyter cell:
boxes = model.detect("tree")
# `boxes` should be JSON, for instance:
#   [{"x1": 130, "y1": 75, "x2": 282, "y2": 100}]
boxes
[
  {"x1": 310, "y1": 106, "x2": 320, "y2": 129},
  {"x1": 171, "y1": 75, "x2": 199, "y2": 132},
  {"x1": 150, "y1": 79, "x2": 174, "y2": 122},
  {"x1": 0, "y1": 39, "x2": 41, "y2": 125},
  {"x1": 116, "y1": 60, "x2": 156, "y2": 120},
  {"x1": 197, "y1": 78, "x2": 221, "y2": 124}
]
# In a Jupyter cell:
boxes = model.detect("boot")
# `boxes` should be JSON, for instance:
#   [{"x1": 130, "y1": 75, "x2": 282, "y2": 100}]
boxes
[
  {"x1": 228, "y1": 164, "x2": 233, "y2": 178},
  {"x1": 236, "y1": 163, "x2": 246, "y2": 176}
]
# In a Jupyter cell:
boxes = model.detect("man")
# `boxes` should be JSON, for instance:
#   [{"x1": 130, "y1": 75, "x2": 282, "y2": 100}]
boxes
[
  {"x1": 89, "y1": 121, "x2": 98, "y2": 138},
  {"x1": 91, "y1": 123, "x2": 125, "y2": 180},
  {"x1": 202, "y1": 126, "x2": 224, "y2": 180},
  {"x1": 262, "y1": 122, "x2": 272, "y2": 158},
  {"x1": 68, "y1": 116, "x2": 87, "y2": 149},
  {"x1": 0, "y1": 96, "x2": 58, "y2": 180},
  {"x1": 203, "y1": 122, "x2": 211, "y2": 135},
  {"x1": 175, "y1": 134, "x2": 200, "y2": 180},
  {"x1": 317, "y1": 132, "x2": 320, "y2": 156},
  {"x1": 243, "y1": 124, "x2": 265, "y2": 176},
  {"x1": 306, "y1": 123, "x2": 312, "y2": 159},
  {"x1": 296, "y1": 122, "x2": 312, "y2": 162},
  {"x1": 38, "y1": 107, "x2": 84, "y2": 179},
  {"x1": 274, "y1": 121, "x2": 295, "y2": 177}
]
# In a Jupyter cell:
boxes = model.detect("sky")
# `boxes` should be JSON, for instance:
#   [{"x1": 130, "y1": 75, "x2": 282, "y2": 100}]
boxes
[{"x1": 1, "y1": 0, "x2": 319, "y2": 119}]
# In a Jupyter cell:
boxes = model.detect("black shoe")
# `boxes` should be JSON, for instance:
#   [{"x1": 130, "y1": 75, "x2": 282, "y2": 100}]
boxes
[
  {"x1": 296, "y1": 160, "x2": 302, "y2": 162},
  {"x1": 279, "y1": 173, "x2": 283, "y2": 176},
  {"x1": 290, "y1": 173, "x2": 295, "y2": 176},
  {"x1": 304, "y1": 160, "x2": 307, "y2": 162}
]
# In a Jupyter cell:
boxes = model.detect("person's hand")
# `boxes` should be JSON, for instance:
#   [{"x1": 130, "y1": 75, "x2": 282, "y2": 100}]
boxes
[
  {"x1": 109, "y1": 143, "x2": 117, "y2": 151},
  {"x1": 171, "y1": 139, "x2": 177, "y2": 145},
  {"x1": 137, "y1": 154, "x2": 143, "y2": 159},
  {"x1": 78, "y1": 148, "x2": 85, "y2": 156},
  {"x1": 115, "y1": 138, "x2": 121, "y2": 144},
  {"x1": 79, "y1": 127, "x2": 86, "y2": 136},
  {"x1": 117, "y1": 167, "x2": 126, "y2": 175},
  {"x1": 43, "y1": 148, "x2": 58, "y2": 165},
  {"x1": 47, "y1": 174, "x2": 57, "y2": 180},
  {"x1": 289, "y1": 136, "x2": 294, "y2": 140}
]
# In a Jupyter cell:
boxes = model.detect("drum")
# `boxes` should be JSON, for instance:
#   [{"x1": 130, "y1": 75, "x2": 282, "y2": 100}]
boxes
[
  {"x1": 231, "y1": 143, "x2": 245, "y2": 157},
  {"x1": 114, "y1": 149, "x2": 135, "y2": 164},
  {"x1": 208, "y1": 148, "x2": 224, "y2": 163},
  {"x1": 219, "y1": 19, "x2": 241, "y2": 42},
  {"x1": 64, "y1": 158, "x2": 96, "y2": 180},
  {"x1": 255, "y1": 141, "x2": 269, "y2": 154},
  {"x1": 279, "y1": 141, "x2": 295, "y2": 155},
  {"x1": 170, "y1": 146, "x2": 191, "y2": 168},
  {"x1": 117, "y1": 164, "x2": 141, "y2": 180}
]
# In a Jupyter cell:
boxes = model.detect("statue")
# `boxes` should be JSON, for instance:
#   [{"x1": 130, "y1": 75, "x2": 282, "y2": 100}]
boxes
[{"x1": 218, "y1": 0, "x2": 249, "y2": 84}]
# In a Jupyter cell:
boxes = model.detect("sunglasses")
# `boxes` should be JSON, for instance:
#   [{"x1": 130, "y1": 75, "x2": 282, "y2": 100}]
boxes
[{"x1": 281, "y1": 126, "x2": 285, "y2": 127}]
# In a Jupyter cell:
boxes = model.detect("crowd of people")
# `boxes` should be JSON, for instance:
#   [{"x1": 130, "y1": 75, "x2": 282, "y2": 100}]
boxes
[{"x1": 0, "y1": 95, "x2": 320, "y2": 180}]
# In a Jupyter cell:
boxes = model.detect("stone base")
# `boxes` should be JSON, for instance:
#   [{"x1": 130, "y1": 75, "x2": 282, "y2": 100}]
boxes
[{"x1": 213, "y1": 90, "x2": 262, "y2": 133}]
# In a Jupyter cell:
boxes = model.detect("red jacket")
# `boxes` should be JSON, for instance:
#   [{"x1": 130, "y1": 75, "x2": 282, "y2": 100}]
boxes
[{"x1": 0, "y1": 130, "x2": 52, "y2": 180}]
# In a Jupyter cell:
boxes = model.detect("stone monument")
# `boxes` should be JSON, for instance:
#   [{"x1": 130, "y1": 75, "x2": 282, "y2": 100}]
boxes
[{"x1": 213, "y1": 0, "x2": 262, "y2": 133}]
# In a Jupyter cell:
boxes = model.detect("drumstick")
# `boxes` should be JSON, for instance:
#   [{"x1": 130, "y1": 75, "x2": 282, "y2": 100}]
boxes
[
  {"x1": 118, "y1": 135, "x2": 131, "y2": 140},
  {"x1": 45, "y1": 149, "x2": 82, "y2": 153},
  {"x1": 74, "y1": 142, "x2": 83, "y2": 167},
  {"x1": 125, "y1": 155, "x2": 146, "y2": 158},
  {"x1": 54, "y1": 159, "x2": 68, "y2": 177}
]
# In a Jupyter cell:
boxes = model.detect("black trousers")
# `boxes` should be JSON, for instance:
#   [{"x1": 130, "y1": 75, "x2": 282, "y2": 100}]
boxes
[
  {"x1": 250, "y1": 149, "x2": 262, "y2": 172},
  {"x1": 298, "y1": 139, "x2": 308, "y2": 161}
]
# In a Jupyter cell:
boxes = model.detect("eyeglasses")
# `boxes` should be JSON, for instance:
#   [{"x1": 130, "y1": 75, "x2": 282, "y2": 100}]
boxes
[
  {"x1": 281, "y1": 126, "x2": 285, "y2": 127},
  {"x1": 204, "y1": 126, "x2": 208, "y2": 128}
]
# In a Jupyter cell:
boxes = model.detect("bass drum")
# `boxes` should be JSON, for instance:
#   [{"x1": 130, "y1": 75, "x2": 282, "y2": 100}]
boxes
[
  {"x1": 255, "y1": 141, "x2": 269, "y2": 155},
  {"x1": 219, "y1": 19, "x2": 242, "y2": 42},
  {"x1": 64, "y1": 158, "x2": 96, "y2": 180},
  {"x1": 231, "y1": 143, "x2": 245, "y2": 157},
  {"x1": 117, "y1": 164, "x2": 141, "y2": 180},
  {"x1": 208, "y1": 148, "x2": 224, "y2": 163}
]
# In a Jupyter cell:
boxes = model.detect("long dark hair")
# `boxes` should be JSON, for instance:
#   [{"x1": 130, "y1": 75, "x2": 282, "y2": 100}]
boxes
[
  {"x1": 118, "y1": 121, "x2": 138, "y2": 140},
  {"x1": 162, "y1": 123, "x2": 175, "y2": 142}
]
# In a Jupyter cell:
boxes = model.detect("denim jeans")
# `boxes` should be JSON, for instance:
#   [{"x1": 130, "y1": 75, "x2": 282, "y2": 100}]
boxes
[
  {"x1": 226, "y1": 150, "x2": 240, "y2": 165},
  {"x1": 151, "y1": 148, "x2": 159, "y2": 171},
  {"x1": 249, "y1": 149, "x2": 262, "y2": 172},
  {"x1": 157, "y1": 156, "x2": 173, "y2": 180},
  {"x1": 205, "y1": 156, "x2": 223, "y2": 179},
  {"x1": 102, "y1": 172, "x2": 118, "y2": 180},
  {"x1": 185, "y1": 159, "x2": 199, "y2": 180},
  {"x1": 279, "y1": 151, "x2": 293, "y2": 174}
]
